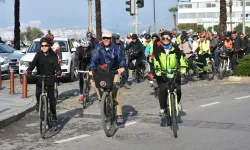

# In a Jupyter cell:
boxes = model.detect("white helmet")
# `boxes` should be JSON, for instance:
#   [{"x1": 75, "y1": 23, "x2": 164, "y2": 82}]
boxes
[{"x1": 80, "y1": 40, "x2": 90, "y2": 47}]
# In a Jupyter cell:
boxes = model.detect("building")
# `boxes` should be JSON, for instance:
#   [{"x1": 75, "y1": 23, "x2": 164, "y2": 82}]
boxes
[{"x1": 178, "y1": 0, "x2": 250, "y2": 32}]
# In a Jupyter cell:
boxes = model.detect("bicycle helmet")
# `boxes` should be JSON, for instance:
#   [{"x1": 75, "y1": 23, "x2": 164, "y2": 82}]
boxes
[
  {"x1": 80, "y1": 40, "x2": 90, "y2": 47},
  {"x1": 40, "y1": 37, "x2": 53, "y2": 45},
  {"x1": 112, "y1": 33, "x2": 120, "y2": 39},
  {"x1": 225, "y1": 31, "x2": 231, "y2": 37},
  {"x1": 131, "y1": 34, "x2": 138, "y2": 39},
  {"x1": 86, "y1": 32, "x2": 93, "y2": 37},
  {"x1": 144, "y1": 34, "x2": 151, "y2": 40},
  {"x1": 161, "y1": 30, "x2": 173, "y2": 40},
  {"x1": 152, "y1": 33, "x2": 158, "y2": 38}
]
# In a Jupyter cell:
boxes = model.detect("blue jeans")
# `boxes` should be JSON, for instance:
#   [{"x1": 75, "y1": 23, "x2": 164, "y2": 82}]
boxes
[{"x1": 214, "y1": 51, "x2": 220, "y2": 68}]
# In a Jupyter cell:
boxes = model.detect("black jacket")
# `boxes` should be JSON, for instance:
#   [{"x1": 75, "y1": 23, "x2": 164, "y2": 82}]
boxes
[
  {"x1": 232, "y1": 36, "x2": 245, "y2": 50},
  {"x1": 125, "y1": 39, "x2": 144, "y2": 60},
  {"x1": 74, "y1": 46, "x2": 93, "y2": 70},
  {"x1": 27, "y1": 49, "x2": 61, "y2": 85}
]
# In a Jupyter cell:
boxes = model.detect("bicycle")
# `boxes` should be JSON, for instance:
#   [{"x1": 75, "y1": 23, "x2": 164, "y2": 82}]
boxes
[
  {"x1": 78, "y1": 70, "x2": 91, "y2": 109},
  {"x1": 37, "y1": 74, "x2": 56, "y2": 139},
  {"x1": 95, "y1": 70, "x2": 119, "y2": 137},
  {"x1": 162, "y1": 68, "x2": 180, "y2": 138},
  {"x1": 54, "y1": 80, "x2": 59, "y2": 100},
  {"x1": 217, "y1": 50, "x2": 232, "y2": 80},
  {"x1": 131, "y1": 59, "x2": 147, "y2": 82}
]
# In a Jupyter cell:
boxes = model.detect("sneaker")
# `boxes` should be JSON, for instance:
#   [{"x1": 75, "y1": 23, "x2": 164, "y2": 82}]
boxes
[
  {"x1": 52, "y1": 114, "x2": 58, "y2": 122},
  {"x1": 123, "y1": 83, "x2": 131, "y2": 89},
  {"x1": 117, "y1": 115, "x2": 123, "y2": 123},
  {"x1": 79, "y1": 95, "x2": 83, "y2": 101},
  {"x1": 158, "y1": 109, "x2": 165, "y2": 117}
]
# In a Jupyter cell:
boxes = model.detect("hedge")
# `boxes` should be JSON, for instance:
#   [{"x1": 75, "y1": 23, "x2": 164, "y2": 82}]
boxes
[{"x1": 235, "y1": 54, "x2": 250, "y2": 76}]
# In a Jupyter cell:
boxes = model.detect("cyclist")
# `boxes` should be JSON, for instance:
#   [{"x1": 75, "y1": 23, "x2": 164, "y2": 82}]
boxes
[
  {"x1": 89, "y1": 31, "x2": 125, "y2": 123},
  {"x1": 194, "y1": 32, "x2": 211, "y2": 68},
  {"x1": 153, "y1": 31, "x2": 187, "y2": 116},
  {"x1": 84, "y1": 32, "x2": 97, "y2": 49},
  {"x1": 45, "y1": 30, "x2": 54, "y2": 41},
  {"x1": 143, "y1": 34, "x2": 152, "y2": 48},
  {"x1": 125, "y1": 34, "x2": 144, "y2": 83},
  {"x1": 26, "y1": 37, "x2": 61, "y2": 122}
]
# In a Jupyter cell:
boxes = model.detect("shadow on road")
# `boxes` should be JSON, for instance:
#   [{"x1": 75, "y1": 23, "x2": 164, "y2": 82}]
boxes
[
  {"x1": 57, "y1": 88, "x2": 79, "y2": 104},
  {"x1": 121, "y1": 105, "x2": 138, "y2": 126}
]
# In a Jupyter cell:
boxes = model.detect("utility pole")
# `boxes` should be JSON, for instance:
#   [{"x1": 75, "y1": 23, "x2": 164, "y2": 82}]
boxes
[
  {"x1": 242, "y1": 0, "x2": 246, "y2": 34},
  {"x1": 135, "y1": 2, "x2": 138, "y2": 34},
  {"x1": 153, "y1": 0, "x2": 156, "y2": 33},
  {"x1": 88, "y1": 0, "x2": 93, "y2": 32}
]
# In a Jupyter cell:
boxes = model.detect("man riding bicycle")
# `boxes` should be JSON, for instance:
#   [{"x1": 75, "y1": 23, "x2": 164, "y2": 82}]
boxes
[
  {"x1": 89, "y1": 31, "x2": 125, "y2": 123},
  {"x1": 26, "y1": 37, "x2": 61, "y2": 122},
  {"x1": 125, "y1": 34, "x2": 144, "y2": 83},
  {"x1": 153, "y1": 31, "x2": 187, "y2": 116}
]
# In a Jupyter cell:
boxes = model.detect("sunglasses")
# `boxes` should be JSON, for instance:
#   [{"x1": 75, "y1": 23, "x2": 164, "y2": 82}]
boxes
[
  {"x1": 102, "y1": 37, "x2": 111, "y2": 40},
  {"x1": 132, "y1": 38, "x2": 137, "y2": 40},
  {"x1": 162, "y1": 37, "x2": 170, "y2": 41},
  {"x1": 41, "y1": 45, "x2": 50, "y2": 47}
]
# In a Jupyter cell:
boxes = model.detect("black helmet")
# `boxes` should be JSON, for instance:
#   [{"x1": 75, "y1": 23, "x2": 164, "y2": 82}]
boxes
[
  {"x1": 40, "y1": 37, "x2": 53, "y2": 45},
  {"x1": 180, "y1": 34, "x2": 188, "y2": 42},
  {"x1": 145, "y1": 34, "x2": 151, "y2": 40},
  {"x1": 161, "y1": 31, "x2": 173, "y2": 40},
  {"x1": 86, "y1": 32, "x2": 93, "y2": 37},
  {"x1": 131, "y1": 34, "x2": 138, "y2": 39},
  {"x1": 112, "y1": 33, "x2": 120, "y2": 39},
  {"x1": 225, "y1": 31, "x2": 231, "y2": 37},
  {"x1": 152, "y1": 33, "x2": 158, "y2": 38}
]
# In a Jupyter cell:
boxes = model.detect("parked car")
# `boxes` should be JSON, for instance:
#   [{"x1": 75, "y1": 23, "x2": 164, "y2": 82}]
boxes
[
  {"x1": 0, "y1": 43, "x2": 24, "y2": 76},
  {"x1": 19, "y1": 37, "x2": 76, "y2": 83}
]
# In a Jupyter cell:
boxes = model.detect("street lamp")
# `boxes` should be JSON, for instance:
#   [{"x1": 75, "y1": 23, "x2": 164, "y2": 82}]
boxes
[
  {"x1": 242, "y1": 0, "x2": 246, "y2": 34},
  {"x1": 153, "y1": 0, "x2": 156, "y2": 33}
]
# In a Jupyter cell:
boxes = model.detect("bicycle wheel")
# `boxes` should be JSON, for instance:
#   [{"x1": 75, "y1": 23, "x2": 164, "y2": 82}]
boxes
[
  {"x1": 181, "y1": 73, "x2": 188, "y2": 85},
  {"x1": 206, "y1": 62, "x2": 215, "y2": 81},
  {"x1": 101, "y1": 92, "x2": 117, "y2": 137},
  {"x1": 54, "y1": 83, "x2": 58, "y2": 100},
  {"x1": 39, "y1": 95, "x2": 47, "y2": 139},
  {"x1": 170, "y1": 93, "x2": 178, "y2": 138},
  {"x1": 82, "y1": 79, "x2": 88, "y2": 109},
  {"x1": 218, "y1": 59, "x2": 226, "y2": 80}
]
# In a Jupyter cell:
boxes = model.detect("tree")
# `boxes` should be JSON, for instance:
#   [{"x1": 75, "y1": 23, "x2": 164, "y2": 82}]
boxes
[
  {"x1": 95, "y1": 0, "x2": 102, "y2": 40},
  {"x1": 207, "y1": 27, "x2": 213, "y2": 33},
  {"x1": 220, "y1": 0, "x2": 227, "y2": 39},
  {"x1": 177, "y1": 24, "x2": 206, "y2": 33},
  {"x1": 194, "y1": 25, "x2": 206, "y2": 33},
  {"x1": 23, "y1": 26, "x2": 43, "y2": 41},
  {"x1": 235, "y1": 23, "x2": 250, "y2": 36},
  {"x1": 169, "y1": 6, "x2": 178, "y2": 31},
  {"x1": 14, "y1": 0, "x2": 20, "y2": 50},
  {"x1": 229, "y1": 0, "x2": 233, "y2": 31},
  {"x1": 20, "y1": 32, "x2": 25, "y2": 41}
]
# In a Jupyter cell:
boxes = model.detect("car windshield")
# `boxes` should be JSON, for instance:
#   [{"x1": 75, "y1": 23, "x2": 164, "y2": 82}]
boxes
[
  {"x1": 0, "y1": 44, "x2": 14, "y2": 53},
  {"x1": 27, "y1": 41, "x2": 68, "y2": 53}
]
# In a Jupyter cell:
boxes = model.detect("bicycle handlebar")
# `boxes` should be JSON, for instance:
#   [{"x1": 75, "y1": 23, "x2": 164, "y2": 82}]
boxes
[{"x1": 78, "y1": 70, "x2": 90, "y2": 73}]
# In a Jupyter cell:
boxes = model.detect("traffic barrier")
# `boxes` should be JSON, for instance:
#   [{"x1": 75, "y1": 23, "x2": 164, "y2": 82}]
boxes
[
  {"x1": 9, "y1": 69, "x2": 14, "y2": 94},
  {"x1": 22, "y1": 74, "x2": 27, "y2": 98}
]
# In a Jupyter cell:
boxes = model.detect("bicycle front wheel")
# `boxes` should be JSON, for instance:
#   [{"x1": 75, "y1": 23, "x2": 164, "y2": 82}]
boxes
[
  {"x1": 206, "y1": 62, "x2": 215, "y2": 81},
  {"x1": 170, "y1": 93, "x2": 178, "y2": 138},
  {"x1": 218, "y1": 59, "x2": 226, "y2": 80},
  {"x1": 39, "y1": 95, "x2": 47, "y2": 139},
  {"x1": 83, "y1": 79, "x2": 88, "y2": 109},
  {"x1": 101, "y1": 92, "x2": 117, "y2": 137}
]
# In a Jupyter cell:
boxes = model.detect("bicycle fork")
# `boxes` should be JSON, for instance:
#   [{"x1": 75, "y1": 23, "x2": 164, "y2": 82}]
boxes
[{"x1": 168, "y1": 89, "x2": 179, "y2": 117}]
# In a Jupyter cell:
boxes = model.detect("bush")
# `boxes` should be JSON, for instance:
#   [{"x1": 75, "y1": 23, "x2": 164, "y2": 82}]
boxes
[{"x1": 235, "y1": 54, "x2": 250, "y2": 76}]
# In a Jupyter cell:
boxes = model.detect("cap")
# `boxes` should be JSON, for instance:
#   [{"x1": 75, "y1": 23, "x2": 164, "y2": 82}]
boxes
[{"x1": 102, "y1": 31, "x2": 112, "y2": 38}]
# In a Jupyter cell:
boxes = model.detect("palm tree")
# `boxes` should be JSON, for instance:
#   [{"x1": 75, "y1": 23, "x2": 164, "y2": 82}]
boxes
[
  {"x1": 14, "y1": 0, "x2": 20, "y2": 50},
  {"x1": 229, "y1": 0, "x2": 233, "y2": 31},
  {"x1": 169, "y1": 6, "x2": 178, "y2": 31},
  {"x1": 95, "y1": 0, "x2": 102, "y2": 40},
  {"x1": 220, "y1": 0, "x2": 227, "y2": 39}
]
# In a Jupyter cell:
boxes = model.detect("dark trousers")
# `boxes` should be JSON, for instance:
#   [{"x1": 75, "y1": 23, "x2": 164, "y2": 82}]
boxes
[
  {"x1": 36, "y1": 84, "x2": 56, "y2": 115},
  {"x1": 156, "y1": 75, "x2": 181, "y2": 110},
  {"x1": 214, "y1": 51, "x2": 220, "y2": 68},
  {"x1": 198, "y1": 53, "x2": 210, "y2": 66},
  {"x1": 121, "y1": 67, "x2": 129, "y2": 84}
]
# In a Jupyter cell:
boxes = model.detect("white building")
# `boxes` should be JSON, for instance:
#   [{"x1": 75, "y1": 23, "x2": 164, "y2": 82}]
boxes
[{"x1": 178, "y1": 0, "x2": 250, "y2": 31}]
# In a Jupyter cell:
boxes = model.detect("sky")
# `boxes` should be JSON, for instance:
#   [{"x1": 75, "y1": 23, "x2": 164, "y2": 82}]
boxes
[{"x1": 0, "y1": 0, "x2": 177, "y2": 34}]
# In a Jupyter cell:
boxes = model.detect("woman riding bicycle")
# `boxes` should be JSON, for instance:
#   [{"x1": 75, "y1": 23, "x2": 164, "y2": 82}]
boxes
[{"x1": 153, "y1": 31, "x2": 187, "y2": 116}]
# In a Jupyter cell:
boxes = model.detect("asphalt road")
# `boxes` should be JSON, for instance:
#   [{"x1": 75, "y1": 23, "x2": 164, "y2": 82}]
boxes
[{"x1": 1, "y1": 77, "x2": 250, "y2": 150}]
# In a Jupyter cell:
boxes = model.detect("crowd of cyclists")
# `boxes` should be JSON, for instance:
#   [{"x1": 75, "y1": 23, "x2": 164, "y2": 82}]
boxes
[{"x1": 25, "y1": 28, "x2": 250, "y2": 124}]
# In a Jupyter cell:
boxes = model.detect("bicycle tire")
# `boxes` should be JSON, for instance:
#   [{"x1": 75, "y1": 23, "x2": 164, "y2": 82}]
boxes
[
  {"x1": 181, "y1": 73, "x2": 188, "y2": 85},
  {"x1": 206, "y1": 62, "x2": 215, "y2": 81},
  {"x1": 39, "y1": 95, "x2": 47, "y2": 139},
  {"x1": 218, "y1": 59, "x2": 226, "y2": 80},
  {"x1": 170, "y1": 93, "x2": 178, "y2": 138},
  {"x1": 82, "y1": 79, "x2": 88, "y2": 109},
  {"x1": 101, "y1": 92, "x2": 117, "y2": 137}
]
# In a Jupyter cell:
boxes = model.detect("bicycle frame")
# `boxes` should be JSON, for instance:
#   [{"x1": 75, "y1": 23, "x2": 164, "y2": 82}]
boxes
[{"x1": 168, "y1": 89, "x2": 178, "y2": 117}]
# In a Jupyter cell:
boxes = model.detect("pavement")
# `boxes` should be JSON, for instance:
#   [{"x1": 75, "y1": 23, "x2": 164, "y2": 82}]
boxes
[
  {"x1": 1, "y1": 75, "x2": 250, "y2": 149},
  {"x1": 0, "y1": 85, "x2": 36, "y2": 129}
]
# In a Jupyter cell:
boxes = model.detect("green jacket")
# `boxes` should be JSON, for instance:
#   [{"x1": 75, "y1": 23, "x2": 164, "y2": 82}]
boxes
[{"x1": 153, "y1": 42, "x2": 187, "y2": 76}]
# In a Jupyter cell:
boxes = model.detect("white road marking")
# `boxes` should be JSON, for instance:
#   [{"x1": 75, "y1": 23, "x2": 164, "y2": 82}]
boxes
[
  {"x1": 125, "y1": 121, "x2": 138, "y2": 127},
  {"x1": 199, "y1": 102, "x2": 221, "y2": 108},
  {"x1": 235, "y1": 95, "x2": 250, "y2": 100},
  {"x1": 54, "y1": 134, "x2": 91, "y2": 144}
]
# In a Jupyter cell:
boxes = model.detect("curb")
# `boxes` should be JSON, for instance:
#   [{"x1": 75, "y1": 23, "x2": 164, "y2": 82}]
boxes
[
  {"x1": 228, "y1": 76, "x2": 250, "y2": 82},
  {"x1": 0, "y1": 97, "x2": 36, "y2": 129}
]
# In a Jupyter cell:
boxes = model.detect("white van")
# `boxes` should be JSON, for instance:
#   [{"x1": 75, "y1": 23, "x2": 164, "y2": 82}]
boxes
[{"x1": 19, "y1": 37, "x2": 76, "y2": 82}]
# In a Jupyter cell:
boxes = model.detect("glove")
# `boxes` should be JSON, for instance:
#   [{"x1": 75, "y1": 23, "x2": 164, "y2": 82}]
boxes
[
  {"x1": 24, "y1": 70, "x2": 31, "y2": 76},
  {"x1": 56, "y1": 71, "x2": 62, "y2": 77}
]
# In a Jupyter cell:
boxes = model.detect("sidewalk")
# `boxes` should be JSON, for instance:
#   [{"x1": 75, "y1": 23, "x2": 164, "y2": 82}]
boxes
[{"x1": 0, "y1": 87, "x2": 36, "y2": 129}]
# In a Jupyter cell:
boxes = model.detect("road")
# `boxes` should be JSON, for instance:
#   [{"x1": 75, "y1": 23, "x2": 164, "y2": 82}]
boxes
[{"x1": 1, "y1": 77, "x2": 250, "y2": 150}]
